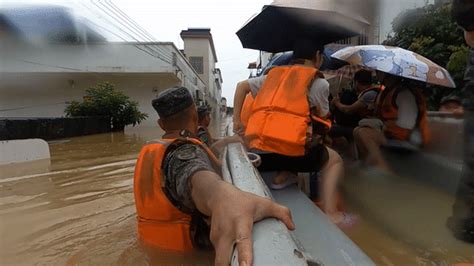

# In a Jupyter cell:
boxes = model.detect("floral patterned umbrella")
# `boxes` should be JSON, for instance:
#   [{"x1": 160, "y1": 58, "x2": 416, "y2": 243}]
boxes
[{"x1": 331, "y1": 45, "x2": 456, "y2": 88}]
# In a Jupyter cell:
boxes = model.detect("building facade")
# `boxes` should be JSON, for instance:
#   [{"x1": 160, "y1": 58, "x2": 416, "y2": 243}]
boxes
[
  {"x1": 180, "y1": 28, "x2": 223, "y2": 136},
  {"x1": 0, "y1": 7, "x2": 222, "y2": 129}
]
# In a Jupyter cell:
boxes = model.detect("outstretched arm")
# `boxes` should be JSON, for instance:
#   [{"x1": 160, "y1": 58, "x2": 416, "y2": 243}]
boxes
[
  {"x1": 334, "y1": 98, "x2": 366, "y2": 114},
  {"x1": 191, "y1": 171, "x2": 295, "y2": 265},
  {"x1": 210, "y1": 135, "x2": 245, "y2": 155},
  {"x1": 165, "y1": 143, "x2": 294, "y2": 265}
]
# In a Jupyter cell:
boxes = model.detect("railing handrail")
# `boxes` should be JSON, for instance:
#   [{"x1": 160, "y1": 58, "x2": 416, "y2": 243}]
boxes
[{"x1": 223, "y1": 143, "x2": 311, "y2": 266}]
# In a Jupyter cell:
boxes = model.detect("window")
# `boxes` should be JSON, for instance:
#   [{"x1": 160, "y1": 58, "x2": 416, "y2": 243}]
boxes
[{"x1": 189, "y1": 56, "x2": 204, "y2": 74}]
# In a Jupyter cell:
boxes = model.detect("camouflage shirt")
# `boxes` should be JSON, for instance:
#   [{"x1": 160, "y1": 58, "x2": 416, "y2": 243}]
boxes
[
  {"x1": 162, "y1": 140, "x2": 217, "y2": 248},
  {"x1": 162, "y1": 141, "x2": 216, "y2": 213}
]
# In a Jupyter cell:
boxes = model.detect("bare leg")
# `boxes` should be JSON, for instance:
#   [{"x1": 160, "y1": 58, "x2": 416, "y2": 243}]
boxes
[
  {"x1": 353, "y1": 127, "x2": 391, "y2": 172},
  {"x1": 320, "y1": 147, "x2": 344, "y2": 223}
]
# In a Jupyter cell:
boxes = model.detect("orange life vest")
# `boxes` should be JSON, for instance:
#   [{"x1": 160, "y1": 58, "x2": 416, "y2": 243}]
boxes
[
  {"x1": 376, "y1": 87, "x2": 431, "y2": 145},
  {"x1": 133, "y1": 137, "x2": 219, "y2": 252},
  {"x1": 241, "y1": 93, "x2": 255, "y2": 128},
  {"x1": 245, "y1": 65, "x2": 318, "y2": 156},
  {"x1": 358, "y1": 85, "x2": 384, "y2": 99}
]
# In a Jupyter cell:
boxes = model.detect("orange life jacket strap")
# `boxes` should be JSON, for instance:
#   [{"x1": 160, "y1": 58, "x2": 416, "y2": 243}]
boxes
[
  {"x1": 183, "y1": 137, "x2": 222, "y2": 168},
  {"x1": 311, "y1": 114, "x2": 332, "y2": 128},
  {"x1": 358, "y1": 85, "x2": 384, "y2": 99}
]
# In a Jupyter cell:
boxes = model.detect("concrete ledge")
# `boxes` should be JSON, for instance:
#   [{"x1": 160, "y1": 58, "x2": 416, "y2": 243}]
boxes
[{"x1": 0, "y1": 139, "x2": 50, "y2": 165}]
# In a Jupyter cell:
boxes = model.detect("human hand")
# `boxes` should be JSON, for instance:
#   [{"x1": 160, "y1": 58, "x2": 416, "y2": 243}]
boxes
[
  {"x1": 208, "y1": 182, "x2": 295, "y2": 265},
  {"x1": 233, "y1": 120, "x2": 245, "y2": 136}
]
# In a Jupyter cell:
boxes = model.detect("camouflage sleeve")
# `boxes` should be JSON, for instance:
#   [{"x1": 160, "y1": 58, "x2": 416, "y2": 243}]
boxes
[{"x1": 162, "y1": 143, "x2": 216, "y2": 214}]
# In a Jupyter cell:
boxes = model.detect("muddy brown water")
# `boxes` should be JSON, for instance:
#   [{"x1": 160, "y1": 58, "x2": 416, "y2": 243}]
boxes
[{"x1": 1, "y1": 125, "x2": 473, "y2": 265}]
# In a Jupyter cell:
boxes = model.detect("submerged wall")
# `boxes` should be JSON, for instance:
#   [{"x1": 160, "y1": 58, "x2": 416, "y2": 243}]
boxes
[{"x1": 0, "y1": 117, "x2": 112, "y2": 141}]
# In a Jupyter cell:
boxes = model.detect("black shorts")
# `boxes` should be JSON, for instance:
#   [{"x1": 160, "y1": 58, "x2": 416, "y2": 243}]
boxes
[{"x1": 255, "y1": 144, "x2": 329, "y2": 172}]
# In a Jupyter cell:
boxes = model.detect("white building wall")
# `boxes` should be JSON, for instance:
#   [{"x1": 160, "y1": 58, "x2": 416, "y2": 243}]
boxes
[
  {"x1": 182, "y1": 38, "x2": 210, "y2": 87},
  {"x1": 0, "y1": 40, "x2": 206, "y2": 127}
]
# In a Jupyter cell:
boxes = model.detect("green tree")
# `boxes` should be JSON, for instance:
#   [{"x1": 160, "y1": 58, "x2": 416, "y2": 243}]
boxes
[
  {"x1": 65, "y1": 82, "x2": 148, "y2": 130},
  {"x1": 383, "y1": 3, "x2": 469, "y2": 109}
]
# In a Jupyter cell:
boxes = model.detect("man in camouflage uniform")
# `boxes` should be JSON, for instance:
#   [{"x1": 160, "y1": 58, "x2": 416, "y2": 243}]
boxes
[
  {"x1": 148, "y1": 86, "x2": 295, "y2": 264},
  {"x1": 448, "y1": 0, "x2": 474, "y2": 243},
  {"x1": 197, "y1": 105, "x2": 214, "y2": 146}
]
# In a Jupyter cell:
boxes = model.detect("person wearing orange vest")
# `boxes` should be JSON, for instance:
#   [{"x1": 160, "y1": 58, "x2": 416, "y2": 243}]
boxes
[
  {"x1": 353, "y1": 72, "x2": 431, "y2": 172},
  {"x1": 239, "y1": 93, "x2": 255, "y2": 131},
  {"x1": 333, "y1": 70, "x2": 382, "y2": 119},
  {"x1": 133, "y1": 86, "x2": 295, "y2": 265},
  {"x1": 233, "y1": 40, "x2": 358, "y2": 229},
  {"x1": 331, "y1": 69, "x2": 383, "y2": 142}
]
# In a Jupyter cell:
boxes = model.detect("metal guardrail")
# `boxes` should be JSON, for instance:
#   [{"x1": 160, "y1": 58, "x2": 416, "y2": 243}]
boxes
[
  {"x1": 427, "y1": 111, "x2": 464, "y2": 119},
  {"x1": 222, "y1": 143, "x2": 311, "y2": 266}
]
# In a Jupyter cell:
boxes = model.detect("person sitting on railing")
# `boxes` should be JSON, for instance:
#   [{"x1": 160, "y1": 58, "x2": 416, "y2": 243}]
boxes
[
  {"x1": 330, "y1": 70, "x2": 383, "y2": 151},
  {"x1": 353, "y1": 72, "x2": 431, "y2": 172},
  {"x1": 233, "y1": 39, "x2": 357, "y2": 229},
  {"x1": 133, "y1": 86, "x2": 295, "y2": 265}
]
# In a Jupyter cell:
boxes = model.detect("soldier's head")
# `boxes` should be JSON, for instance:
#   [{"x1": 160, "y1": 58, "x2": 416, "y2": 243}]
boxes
[
  {"x1": 293, "y1": 39, "x2": 325, "y2": 69},
  {"x1": 152, "y1": 86, "x2": 198, "y2": 133},
  {"x1": 197, "y1": 105, "x2": 211, "y2": 127},
  {"x1": 452, "y1": 0, "x2": 474, "y2": 47}
]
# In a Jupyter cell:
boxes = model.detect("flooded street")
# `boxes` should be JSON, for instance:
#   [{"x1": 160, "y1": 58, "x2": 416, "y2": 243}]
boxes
[
  {"x1": 0, "y1": 127, "x2": 213, "y2": 265},
  {"x1": 1, "y1": 121, "x2": 472, "y2": 265}
]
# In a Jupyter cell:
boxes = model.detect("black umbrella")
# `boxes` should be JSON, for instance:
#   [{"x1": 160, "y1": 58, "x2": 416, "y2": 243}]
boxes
[{"x1": 237, "y1": 1, "x2": 369, "y2": 53}]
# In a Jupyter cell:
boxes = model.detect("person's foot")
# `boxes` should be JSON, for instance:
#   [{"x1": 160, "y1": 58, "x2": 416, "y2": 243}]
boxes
[{"x1": 271, "y1": 171, "x2": 298, "y2": 190}]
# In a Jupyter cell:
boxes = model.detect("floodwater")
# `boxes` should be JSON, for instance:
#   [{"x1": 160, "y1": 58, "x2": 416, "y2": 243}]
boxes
[
  {"x1": 1, "y1": 122, "x2": 473, "y2": 265},
  {"x1": 0, "y1": 127, "x2": 213, "y2": 265}
]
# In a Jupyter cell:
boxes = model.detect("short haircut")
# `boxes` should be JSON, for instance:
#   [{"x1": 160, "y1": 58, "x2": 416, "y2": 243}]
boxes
[
  {"x1": 354, "y1": 70, "x2": 372, "y2": 85},
  {"x1": 198, "y1": 110, "x2": 209, "y2": 121},
  {"x1": 160, "y1": 104, "x2": 195, "y2": 129},
  {"x1": 293, "y1": 39, "x2": 324, "y2": 60}
]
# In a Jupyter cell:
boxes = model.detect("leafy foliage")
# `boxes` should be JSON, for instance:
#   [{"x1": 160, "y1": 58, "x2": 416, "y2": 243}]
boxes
[
  {"x1": 383, "y1": 3, "x2": 469, "y2": 109},
  {"x1": 65, "y1": 82, "x2": 148, "y2": 130}
]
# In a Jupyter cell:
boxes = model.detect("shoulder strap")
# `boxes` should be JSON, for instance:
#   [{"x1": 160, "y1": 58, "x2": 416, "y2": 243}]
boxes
[
  {"x1": 180, "y1": 137, "x2": 222, "y2": 169},
  {"x1": 146, "y1": 139, "x2": 171, "y2": 145}
]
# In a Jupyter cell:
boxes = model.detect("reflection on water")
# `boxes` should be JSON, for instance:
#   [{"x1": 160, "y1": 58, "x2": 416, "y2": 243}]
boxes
[{"x1": 1, "y1": 123, "x2": 473, "y2": 265}]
